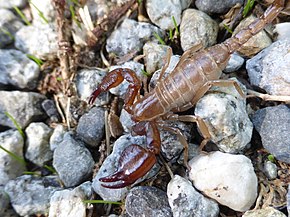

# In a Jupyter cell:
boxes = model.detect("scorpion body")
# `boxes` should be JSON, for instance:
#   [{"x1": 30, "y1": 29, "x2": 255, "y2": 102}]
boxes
[{"x1": 89, "y1": 0, "x2": 284, "y2": 188}]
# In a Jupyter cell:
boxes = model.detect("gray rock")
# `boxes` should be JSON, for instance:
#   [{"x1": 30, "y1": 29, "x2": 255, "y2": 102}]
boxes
[
  {"x1": 275, "y1": 23, "x2": 290, "y2": 40},
  {"x1": 15, "y1": 24, "x2": 58, "y2": 59},
  {"x1": 76, "y1": 106, "x2": 105, "y2": 147},
  {"x1": 0, "y1": 0, "x2": 26, "y2": 9},
  {"x1": 167, "y1": 175, "x2": 219, "y2": 217},
  {"x1": 246, "y1": 39, "x2": 290, "y2": 95},
  {"x1": 126, "y1": 186, "x2": 173, "y2": 217},
  {"x1": 195, "y1": 0, "x2": 243, "y2": 14},
  {"x1": 0, "y1": 90, "x2": 46, "y2": 129},
  {"x1": 263, "y1": 160, "x2": 277, "y2": 180},
  {"x1": 0, "y1": 129, "x2": 25, "y2": 186},
  {"x1": 146, "y1": 0, "x2": 182, "y2": 30},
  {"x1": 29, "y1": 0, "x2": 55, "y2": 25},
  {"x1": 224, "y1": 53, "x2": 244, "y2": 73},
  {"x1": 106, "y1": 18, "x2": 164, "y2": 57},
  {"x1": 119, "y1": 109, "x2": 135, "y2": 133},
  {"x1": 53, "y1": 132, "x2": 94, "y2": 187},
  {"x1": 0, "y1": 9, "x2": 23, "y2": 48},
  {"x1": 189, "y1": 151, "x2": 258, "y2": 212},
  {"x1": 25, "y1": 122, "x2": 53, "y2": 166},
  {"x1": 180, "y1": 9, "x2": 218, "y2": 51},
  {"x1": 4, "y1": 175, "x2": 61, "y2": 216},
  {"x1": 233, "y1": 15, "x2": 272, "y2": 57},
  {"x1": 42, "y1": 99, "x2": 60, "y2": 122},
  {"x1": 0, "y1": 186, "x2": 10, "y2": 216},
  {"x1": 49, "y1": 181, "x2": 93, "y2": 217},
  {"x1": 49, "y1": 124, "x2": 66, "y2": 151},
  {"x1": 251, "y1": 104, "x2": 290, "y2": 164},
  {"x1": 177, "y1": 143, "x2": 200, "y2": 165},
  {"x1": 75, "y1": 68, "x2": 109, "y2": 106},
  {"x1": 242, "y1": 207, "x2": 287, "y2": 217},
  {"x1": 109, "y1": 61, "x2": 144, "y2": 97},
  {"x1": 0, "y1": 49, "x2": 39, "y2": 89},
  {"x1": 195, "y1": 79, "x2": 253, "y2": 153}
]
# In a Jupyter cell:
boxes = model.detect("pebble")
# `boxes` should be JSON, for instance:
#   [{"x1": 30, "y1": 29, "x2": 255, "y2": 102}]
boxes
[
  {"x1": 49, "y1": 181, "x2": 93, "y2": 217},
  {"x1": 25, "y1": 122, "x2": 53, "y2": 166},
  {"x1": 75, "y1": 68, "x2": 109, "y2": 106},
  {"x1": 233, "y1": 15, "x2": 272, "y2": 57},
  {"x1": 242, "y1": 206, "x2": 287, "y2": 217},
  {"x1": 0, "y1": 9, "x2": 23, "y2": 48},
  {"x1": 189, "y1": 151, "x2": 258, "y2": 212},
  {"x1": 15, "y1": 24, "x2": 58, "y2": 59},
  {"x1": 0, "y1": 90, "x2": 46, "y2": 129},
  {"x1": 180, "y1": 8, "x2": 218, "y2": 51},
  {"x1": 0, "y1": 49, "x2": 39, "y2": 89},
  {"x1": 106, "y1": 18, "x2": 164, "y2": 57},
  {"x1": 251, "y1": 104, "x2": 290, "y2": 164},
  {"x1": 41, "y1": 99, "x2": 60, "y2": 122},
  {"x1": 0, "y1": 0, "x2": 26, "y2": 9},
  {"x1": 76, "y1": 106, "x2": 105, "y2": 147},
  {"x1": 49, "y1": 124, "x2": 66, "y2": 151},
  {"x1": 224, "y1": 53, "x2": 245, "y2": 73},
  {"x1": 246, "y1": 38, "x2": 290, "y2": 95},
  {"x1": 126, "y1": 186, "x2": 173, "y2": 217},
  {"x1": 167, "y1": 175, "x2": 219, "y2": 217},
  {"x1": 195, "y1": 0, "x2": 243, "y2": 14},
  {"x1": 29, "y1": 0, "x2": 55, "y2": 25},
  {"x1": 53, "y1": 132, "x2": 94, "y2": 187},
  {"x1": 4, "y1": 175, "x2": 61, "y2": 216},
  {"x1": 275, "y1": 23, "x2": 290, "y2": 40},
  {"x1": 0, "y1": 129, "x2": 25, "y2": 186},
  {"x1": 195, "y1": 78, "x2": 253, "y2": 153},
  {"x1": 263, "y1": 160, "x2": 278, "y2": 180}
]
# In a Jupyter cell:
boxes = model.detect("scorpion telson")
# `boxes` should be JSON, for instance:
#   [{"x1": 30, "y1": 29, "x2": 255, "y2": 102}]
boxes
[{"x1": 89, "y1": 0, "x2": 284, "y2": 188}]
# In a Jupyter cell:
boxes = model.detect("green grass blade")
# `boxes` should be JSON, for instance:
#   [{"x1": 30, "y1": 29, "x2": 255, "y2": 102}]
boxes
[
  {"x1": 0, "y1": 145, "x2": 26, "y2": 165},
  {"x1": 23, "y1": 171, "x2": 41, "y2": 176},
  {"x1": 13, "y1": 6, "x2": 31, "y2": 26},
  {"x1": 26, "y1": 54, "x2": 43, "y2": 67},
  {"x1": 169, "y1": 29, "x2": 173, "y2": 41},
  {"x1": 83, "y1": 200, "x2": 123, "y2": 205},
  {"x1": 153, "y1": 32, "x2": 165, "y2": 45},
  {"x1": 28, "y1": 0, "x2": 49, "y2": 24},
  {"x1": 70, "y1": 5, "x2": 82, "y2": 29},
  {"x1": 243, "y1": 0, "x2": 255, "y2": 18},
  {"x1": 4, "y1": 112, "x2": 25, "y2": 139},
  {"x1": 172, "y1": 16, "x2": 179, "y2": 35},
  {"x1": 0, "y1": 28, "x2": 14, "y2": 40},
  {"x1": 223, "y1": 24, "x2": 233, "y2": 34},
  {"x1": 141, "y1": 69, "x2": 151, "y2": 77},
  {"x1": 44, "y1": 165, "x2": 57, "y2": 174}
]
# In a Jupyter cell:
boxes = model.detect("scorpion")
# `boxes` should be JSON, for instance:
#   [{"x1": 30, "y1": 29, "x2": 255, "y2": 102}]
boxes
[{"x1": 89, "y1": 0, "x2": 284, "y2": 188}]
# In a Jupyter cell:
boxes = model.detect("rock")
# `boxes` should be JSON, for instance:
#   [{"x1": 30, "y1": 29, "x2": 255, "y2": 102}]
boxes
[
  {"x1": 233, "y1": 15, "x2": 272, "y2": 57},
  {"x1": 53, "y1": 132, "x2": 94, "y2": 187},
  {"x1": 0, "y1": 91, "x2": 46, "y2": 129},
  {"x1": 106, "y1": 18, "x2": 164, "y2": 57},
  {"x1": 126, "y1": 186, "x2": 172, "y2": 217},
  {"x1": 75, "y1": 68, "x2": 109, "y2": 106},
  {"x1": 0, "y1": 49, "x2": 39, "y2": 89},
  {"x1": 167, "y1": 175, "x2": 219, "y2": 217},
  {"x1": 119, "y1": 109, "x2": 135, "y2": 133},
  {"x1": 287, "y1": 185, "x2": 290, "y2": 215},
  {"x1": 0, "y1": 186, "x2": 10, "y2": 216},
  {"x1": 109, "y1": 61, "x2": 144, "y2": 97},
  {"x1": 4, "y1": 175, "x2": 61, "y2": 216},
  {"x1": 0, "y1": 9, "x2": 23, "y2": 48},
  {"x1": 188, "y1": 151, "x2": 258, "y2": 212},
  {"x1": 180, "y1": 9, "x2": 218, "y2": 51},
  {"x1": 146, "y1": 0, "x2": 182, "y2": 30},
  {"x1": 25, "y1": 122, "x2": 53, "y2": 166},
  {"x1": 29, "y1": 0, "x2": 55, "y2": 25},
  {"x1": 263, "y1": 161, "x2": 277, "y2": 180},
  {"x1": 195, "y1": 0, "x2": 243, "y2": 14},
  {"x1": 76, "y1": 106, "x2": 105, "y2": 147},
  {"x1": 246, "y1": 39, "x2": 290, "y2": 95},
  {"x1": 242, "y1": 207, "x2": 287, "y2": 217},
  {"x1": 195, "y1": 79, "x2": 253, "y2": 153},
  {"x1": 0, "y1": 0, "x2": 26, "y2": 9},
  {"x1": 49, "y1": 182, "x2": 93, "y2": 217},
  {"x1": 49, "y1": 124, "x2": 66, "y2": 151},
  {"x1": 224, "y1": 53, "x2": 244, "y2": 73},
  {"x1": 0, "y1": 130, "x2": 25, "y2": 186},
  {"x1": 15, "y1": 24, "x2": 58, "y2": 59},
  {"x1": 275, "y1": 23, "x2": 290, "y2": 40},
  {"x1": 41, "y1": 99, "x2": 60, "y2": 122},
  {"x1": 251, "y1": 104, "x2": 290, "y2": 164}
]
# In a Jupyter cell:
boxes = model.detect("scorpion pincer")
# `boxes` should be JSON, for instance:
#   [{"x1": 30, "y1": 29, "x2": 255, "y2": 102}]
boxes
[{"x1": 89, "y1": 0, "x2": 284, "y2": 188}]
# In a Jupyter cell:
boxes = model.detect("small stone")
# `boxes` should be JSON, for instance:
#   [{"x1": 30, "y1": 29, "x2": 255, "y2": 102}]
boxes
[
  {"x1": 180, "y1": 9, "x2": 218, "y2": 51},
  {"x1": 41, "y1": 99, "x2": 60, "y2": 122},
  {"x1": 224, "y1": 53, "x2": 244, "y2": 73},
  {"x1": 246, "y1": 39, "x2": 290, "y2": 96},
  {"x1": 25, "y1": 122, "x2": 53, "y2": 166},
  {"x1": 167, "y1": 175, "x2": 219, "y2": 217},
  {"x1": 275, "y1": 23, "x2": 290, "y2": 40},
  {"x1": 189, "y1": 151, "x2": 258, "y2": 212},
  {"x1": 119, "y1": 109, "x2": 135, "y2": 133},
  {"x1": 0, "y1": 91, "x2": 46, "y2": 129},
  {"x1": 242, "y1": 207, "x2": 287, "y2": 217},
  {"x1": 195, "y1": 0, "x2": 243, "y2": 14},
  {"x1": 0, "y1": 0, "x2": 26, "y2": 9},
  {"x1": 263, "y1": 161, "x2": 278, "y2": 180},
  {"x1": 29, "y1": 0, "x2": 55, "y2": 25},
  {"x1": 53, "y1": 132, "x2": 94, "y2": 187},
  {"x1": 76, "y1": 106, "x2": 105, "y2": 147},
  {"x1": 126, "y1": 186, "x2": 172, "y2": 217},
  {"x1": 0, "y1": 130, "x2": 25, "y2": 186},
  {"x1": 49, "y1": 124, "x2": 66, "y2": 151},
  {"x1": 233, "y1": 15, "x2": 272, "y2": 57},
  {"x1": 4, "y1": 175, "x2": 61, "y2": 216},
  {"x1": 251, "y1": 104, "x2": 290, "y2": 164}
]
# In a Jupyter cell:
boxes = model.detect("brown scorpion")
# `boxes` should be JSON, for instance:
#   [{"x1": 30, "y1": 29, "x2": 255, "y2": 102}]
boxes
[{"x1": 89, "y1": 0, "x2": 284, "y2": 188}]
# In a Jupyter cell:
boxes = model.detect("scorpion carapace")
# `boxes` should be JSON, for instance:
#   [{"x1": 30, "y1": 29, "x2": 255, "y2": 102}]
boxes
[{"x1": 89, "y1": 0, "x2": 284, "y2": 188}]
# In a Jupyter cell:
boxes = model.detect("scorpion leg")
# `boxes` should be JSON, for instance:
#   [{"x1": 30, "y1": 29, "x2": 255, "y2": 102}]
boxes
[{"x1": 99, "y1": 121, "x2": 161, "y2": 188}]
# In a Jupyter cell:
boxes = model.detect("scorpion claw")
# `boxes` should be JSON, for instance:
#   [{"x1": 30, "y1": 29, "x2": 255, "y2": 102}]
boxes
[
  {"x1": 88, "y1": 88, "x2": 102, "y2": 104},
  {"x1": 99, "y1": 144, "x2": 156, "y2": 188}
]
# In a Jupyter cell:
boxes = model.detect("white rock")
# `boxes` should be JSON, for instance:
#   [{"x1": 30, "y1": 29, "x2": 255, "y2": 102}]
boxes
[
  {"x1": 29, "y1": 0, "x2": 55, "y2": 25},
  {"x1": 188, "y1": 151, "x2": 258, "y2": 212},
  {"x1": 242, "y1": 207, "x2": 287, "y2": 217},
  {"x1": 275, "y1": 23, "x2": 290, "y2": 40},
  {"x1": 49, "y1": 124, "x2": 66, "y2": 151}
]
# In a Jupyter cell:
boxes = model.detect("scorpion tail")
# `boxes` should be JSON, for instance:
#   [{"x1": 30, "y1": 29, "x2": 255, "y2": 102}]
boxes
[{"x1": 99, "y1": 144, "x2": 156, "y2": 189}]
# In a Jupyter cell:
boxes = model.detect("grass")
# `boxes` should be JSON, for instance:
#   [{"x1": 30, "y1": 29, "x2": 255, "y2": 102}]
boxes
[
  {"x1": 44, "y1": 165, "x2": 57, "y2": 174},
  {"x1": 83, "y1": 200, "x2": 123, "y2": 205},
  {"x1": 70, "y1": 5, "x2": 82, "y2": 29},
  {"x1": 169, "y1": 16, "x2": 179, "y2": 42},
  {"x1": 223, "y1": 24, "x2": 233, "y2": 34},
  {"x1": 4, "y1": 112, "x2": 25, "y2": 139},
  {"x1": 28, "y1": 0, "x2": 49, "y2": 24},
  {"x1": 26, "y1": 54, "x2": 43, "y2": 67},
  {"x1": 13, "y1": 6, "x2": 31, "y2": 26},
  {"x1": 0, "y1": 28, "x2": 14, "y2": 40},
  {"x1": 243, "y1": 0, "x2": 255, "y2": 18},
  {"x1": 141, "y1": 69, "x2": 151, "y2": 77},
  {"x1": 153, "y1": 32, "x2": 166, "y2": 45},
  {"x1": 0, "y1": 145, "x2": 26, "y2": 165}
]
